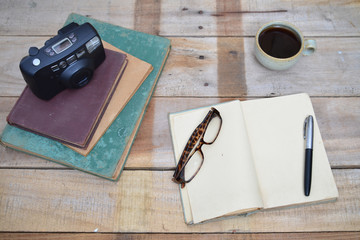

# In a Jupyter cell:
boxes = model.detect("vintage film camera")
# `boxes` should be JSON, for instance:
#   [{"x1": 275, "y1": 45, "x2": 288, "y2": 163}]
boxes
[{"x1": 19, "y1": 22, "x2": 106, "y2": 100}]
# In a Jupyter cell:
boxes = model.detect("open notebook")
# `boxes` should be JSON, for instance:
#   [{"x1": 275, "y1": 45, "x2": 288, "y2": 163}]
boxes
[{"x1": 169, "y1": 93, "x2": 338, "y2": 224}]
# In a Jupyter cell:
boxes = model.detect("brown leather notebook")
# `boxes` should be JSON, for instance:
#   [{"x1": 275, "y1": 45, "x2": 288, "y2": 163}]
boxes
[
  {"x1": 66, "y1": 42, "x2": 153, "y2": 156},
  {"x1": 7, "y1": 48, "x2": 128, "y2": 148}
]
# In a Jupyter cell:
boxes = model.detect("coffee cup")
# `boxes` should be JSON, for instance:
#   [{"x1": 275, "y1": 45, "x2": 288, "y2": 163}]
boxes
[{"x1": 254, "y1": 21, "x2": 316, "y2": 70}]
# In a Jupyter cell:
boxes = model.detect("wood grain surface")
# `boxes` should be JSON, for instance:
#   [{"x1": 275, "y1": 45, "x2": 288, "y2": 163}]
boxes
[
  {"x1": 0, "y1": 0, "x2": 359, "y2": 238},
  {"x1": 1, "y1": 97, "x2": 359, "y2": 169},
  {"x1": 0, "y1": 169, "x2": 359, "y2": 232},
  {"x1": 1, "y1": 37, "x2": 359, "y2": 97},
  {"x1": 0, "y1": 232, "x2": 359, "y2": 240},
  {"x1": 0, "y1": 0, "x2": 359, "y2": 36}
]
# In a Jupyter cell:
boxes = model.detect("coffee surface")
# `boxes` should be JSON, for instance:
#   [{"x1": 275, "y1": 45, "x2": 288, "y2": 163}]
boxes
[{"x1": 259, "y1": 26, "x2": 301, "y2": 59}]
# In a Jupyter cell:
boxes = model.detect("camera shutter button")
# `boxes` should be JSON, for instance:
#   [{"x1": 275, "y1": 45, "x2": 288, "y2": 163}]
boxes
[
  {"x1": 32, "y1": 58, "x2": 41, "y2": 66},
  {"x1": 29, "y1": 47, "x2": 39, "y2": 56}
]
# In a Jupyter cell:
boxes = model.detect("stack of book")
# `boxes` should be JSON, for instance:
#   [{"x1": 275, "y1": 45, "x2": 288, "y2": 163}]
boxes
[{"x1": 0, "y1": 14, "x2": 171, "y2": 181}]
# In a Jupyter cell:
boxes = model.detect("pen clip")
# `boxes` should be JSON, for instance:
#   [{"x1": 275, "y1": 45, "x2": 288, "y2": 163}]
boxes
[
  {"x1": 303, "y1": 115, "x2": 314, "y2": 149},
  {"x1": 303, "y1": 118, "x2": 308, "y2": 139}
]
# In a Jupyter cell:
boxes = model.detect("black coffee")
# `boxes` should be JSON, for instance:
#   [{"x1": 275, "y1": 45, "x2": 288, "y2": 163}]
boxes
[{"x1": 258, "y1": 26, "x2": 301, "y2": 58}]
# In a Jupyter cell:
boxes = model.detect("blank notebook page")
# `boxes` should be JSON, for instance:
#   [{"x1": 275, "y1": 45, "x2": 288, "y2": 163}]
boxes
[
  {"x1": 241, "y1": 93, "x2": 338, "y2": 209},
  {"x1": 170, "y1": 100, "x2": 263, "y2": 224}
]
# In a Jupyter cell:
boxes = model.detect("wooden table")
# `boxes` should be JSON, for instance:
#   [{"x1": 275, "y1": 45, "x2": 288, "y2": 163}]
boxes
[{"x1": 1, "y1": 0, "x2": 359, "y2": 239}]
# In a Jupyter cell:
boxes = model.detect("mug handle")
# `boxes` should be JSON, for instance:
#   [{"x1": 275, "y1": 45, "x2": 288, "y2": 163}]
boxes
[{"x1": 303, "y1": 39, "x2": 316, "y2": 56}]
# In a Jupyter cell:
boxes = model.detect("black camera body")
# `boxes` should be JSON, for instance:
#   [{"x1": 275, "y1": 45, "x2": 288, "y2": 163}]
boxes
[{"x1": 19, "y1": 22, "x2": 106, "y2": 100}]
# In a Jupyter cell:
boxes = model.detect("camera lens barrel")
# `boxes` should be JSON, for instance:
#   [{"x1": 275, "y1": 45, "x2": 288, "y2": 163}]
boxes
[
  {"x1": 60, "y1": 58, "x2": 94, "y2": 89},
  {"x1": 71, "y1": 68, "x2": 93, "y2": 88}
]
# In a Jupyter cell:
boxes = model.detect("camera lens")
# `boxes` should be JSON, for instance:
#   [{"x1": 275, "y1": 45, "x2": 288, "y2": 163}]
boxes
[
  {"x1": 59, "y1": 58, "x2": 94, "y2": 89},
  {"x1": 71, "y1": 68, "x2": 93, "y2": 88}
]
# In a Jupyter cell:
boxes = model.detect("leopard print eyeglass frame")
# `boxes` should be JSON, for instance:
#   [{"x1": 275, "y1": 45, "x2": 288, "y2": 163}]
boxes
[{"x1": 172, "y1": 107, "x2": 222, "y2": 188}]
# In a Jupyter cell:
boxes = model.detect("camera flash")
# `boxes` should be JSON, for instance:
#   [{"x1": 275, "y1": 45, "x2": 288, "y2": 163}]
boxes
[{"x1": 86, "y1": 36, "x2": 101, "y2": 54}]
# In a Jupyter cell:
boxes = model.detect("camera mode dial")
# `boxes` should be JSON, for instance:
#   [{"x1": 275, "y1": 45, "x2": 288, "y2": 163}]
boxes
[{"x1": 29, "y1": 47, "x2": 39, "y2": 56}]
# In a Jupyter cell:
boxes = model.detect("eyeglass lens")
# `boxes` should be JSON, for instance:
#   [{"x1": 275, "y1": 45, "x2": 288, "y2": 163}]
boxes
[
  {"x1": 183, "y1": 113, "x2": 222, "y2": 182},
  {"x1": 203, "y1": 115, "x2": 222, "y2": 143},
  {"x1": 184, "y1": 150, "x2": 203, "y2": 182}
]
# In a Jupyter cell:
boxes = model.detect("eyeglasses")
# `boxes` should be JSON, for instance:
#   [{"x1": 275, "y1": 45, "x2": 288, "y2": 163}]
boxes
[{"x1": 172, "y1": 107, "x2": 222, "y2": 188}]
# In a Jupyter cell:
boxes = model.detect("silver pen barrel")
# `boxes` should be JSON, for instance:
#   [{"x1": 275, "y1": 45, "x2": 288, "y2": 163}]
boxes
[{"x1": 304, "y1": 115, "x2": 314, "y2": 149}]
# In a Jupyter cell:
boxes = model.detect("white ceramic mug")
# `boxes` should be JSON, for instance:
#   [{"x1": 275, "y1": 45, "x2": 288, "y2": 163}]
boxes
[{"x1": 255, "y1": 21, "x2": 316, "y2": 71}]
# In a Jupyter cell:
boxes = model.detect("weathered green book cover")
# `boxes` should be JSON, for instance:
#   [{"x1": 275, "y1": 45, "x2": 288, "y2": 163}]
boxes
[{"x1": 0, "y1": 13, "x2": 171, "y2": 180}]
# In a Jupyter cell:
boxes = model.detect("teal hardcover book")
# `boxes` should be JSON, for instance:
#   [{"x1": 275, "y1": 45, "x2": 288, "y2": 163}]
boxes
[{"x1": 0, "y1": 14, "x2": 171, "y2": 180}]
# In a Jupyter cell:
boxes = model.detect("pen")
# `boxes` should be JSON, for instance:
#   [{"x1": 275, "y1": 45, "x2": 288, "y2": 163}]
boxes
[{"x1": 303, "y1": 115, "x2": 314, "y2": 196}]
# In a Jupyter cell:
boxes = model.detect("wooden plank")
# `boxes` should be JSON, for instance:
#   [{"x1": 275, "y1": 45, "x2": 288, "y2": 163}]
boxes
[
  {"x1": 130, "y1": 96, "x2": 360, "y2": 169},
  {"x1": 159, "y1": 37, "x2": 360, "y2": 97},
  {"x1": 0, "y1": 0, "x2": 359, "y2": 36},
  {"x1": 162, "y1": 0, "x2": 360, "y2": 37},
  {"x1": 1, "y1": 97, "x2": 359, "y2": 169},
  {"x1": 0, "y1": 37, "x2": 40, "y2": 97},
  {"x1": 242, "y1": 37, "x2": 360, "y2": 97},
  {"x1": 1, "y1": 36, "x2": 359, "y2": 97},
  {"x1": 0, "y1": 0, "x2": 135, "y2": 36},
  {"x1": 134, "y1": 0, "x2": 161, "y2": 35},
  {"x1": 0, "y1": 169, "x2": 359, "y2": 232},
  {"x1": 0, "y1": 232, "x2": 359, "y2": 240}
]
